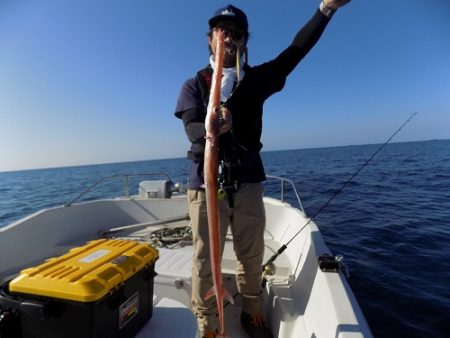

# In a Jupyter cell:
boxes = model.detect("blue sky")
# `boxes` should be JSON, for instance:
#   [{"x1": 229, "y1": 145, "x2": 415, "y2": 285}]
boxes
[{"x1": 1, "y1": 0, "x2": 449, "y2": 172}]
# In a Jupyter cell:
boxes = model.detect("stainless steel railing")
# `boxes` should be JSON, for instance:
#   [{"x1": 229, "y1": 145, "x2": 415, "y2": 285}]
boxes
[
  {"x1": 65, "y1": 172, "x2": 173, "y2": 207},
  {"x1": 64, "y1": 172, "x2": 305, "y2": 215},
  {"x1": 265, "y1": 175, "x2": 305, "y2": 215}
]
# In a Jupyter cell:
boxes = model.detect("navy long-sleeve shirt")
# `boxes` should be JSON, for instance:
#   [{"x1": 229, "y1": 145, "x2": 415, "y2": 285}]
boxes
[{"x1": 175, "y1": 10, "x2": 331, "y2": 189}]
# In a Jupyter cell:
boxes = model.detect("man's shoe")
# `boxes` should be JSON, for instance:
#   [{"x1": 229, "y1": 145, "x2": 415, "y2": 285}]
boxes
[
  {"x1": 202, "y1": 332, "x2": 217, "y2": 338},
  {"x1": 240, "y1": 311, "x2": 274, "y2": 338}
]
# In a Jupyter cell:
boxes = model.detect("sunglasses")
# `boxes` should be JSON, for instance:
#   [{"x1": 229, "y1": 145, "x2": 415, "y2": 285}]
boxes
[{"x1": 213, "y1": 24, "x2": 247, "y2": 41}]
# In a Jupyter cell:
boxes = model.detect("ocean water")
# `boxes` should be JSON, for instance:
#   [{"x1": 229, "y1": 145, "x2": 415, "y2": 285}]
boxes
[{"x1": 1, "y1": 139, "x2": 449, "y2": 337}]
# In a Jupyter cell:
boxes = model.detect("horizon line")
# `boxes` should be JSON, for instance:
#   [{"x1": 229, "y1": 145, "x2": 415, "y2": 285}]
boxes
[{"x1": 1, "y1": 138, "x2": 447, "y2": 174}]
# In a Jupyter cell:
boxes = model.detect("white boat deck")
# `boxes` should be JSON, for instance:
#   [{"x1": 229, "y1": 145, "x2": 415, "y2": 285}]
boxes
[{"x1": 143, "y1": 230, "x2": 297, "y2": 338}]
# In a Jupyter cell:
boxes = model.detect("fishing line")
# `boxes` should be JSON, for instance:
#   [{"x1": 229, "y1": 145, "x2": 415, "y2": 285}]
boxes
[{"x1": 262, "y1": 112, "x2": 418, "y2": 270}]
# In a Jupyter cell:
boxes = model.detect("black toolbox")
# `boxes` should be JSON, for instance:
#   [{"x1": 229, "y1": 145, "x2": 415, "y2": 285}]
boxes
[{"x1": 0, "y1": 239, "x2": 158, "y2": 338}]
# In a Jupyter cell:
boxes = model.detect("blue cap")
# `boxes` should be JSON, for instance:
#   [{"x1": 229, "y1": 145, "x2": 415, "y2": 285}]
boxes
[{"x1": 208, "y1": 4, "x2": 248, "y2": 31}]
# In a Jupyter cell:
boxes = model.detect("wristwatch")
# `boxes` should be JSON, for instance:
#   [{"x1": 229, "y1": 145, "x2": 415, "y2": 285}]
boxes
[{"x1": 319, "y1": 1, "x2": 336, "y2": 18}]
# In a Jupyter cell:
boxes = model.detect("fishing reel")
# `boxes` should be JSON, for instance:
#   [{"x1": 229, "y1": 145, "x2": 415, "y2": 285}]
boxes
[
  {"x1": 260, "y1": 262, "x2": 277, "y2": 288},
  {"x1": 263, "y1": 262, "x2": 276, "y2": 276}
]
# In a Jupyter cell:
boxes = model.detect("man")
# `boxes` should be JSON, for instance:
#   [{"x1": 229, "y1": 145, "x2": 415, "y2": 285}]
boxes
[{"x1": 175, "y1": 1, "x2": 351, "y2": 337}]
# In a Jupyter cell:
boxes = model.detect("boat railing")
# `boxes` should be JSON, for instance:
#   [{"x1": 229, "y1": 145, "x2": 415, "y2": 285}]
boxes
[
  {"x1": 265, "y1": 175, "x2": 305, "y2": 215},
  {"x1": 64, "y1": 173, "x2": 174, "y2": 207},
  {"x1": 64, "y1": 173, "x2": 305, "y2": 215}
]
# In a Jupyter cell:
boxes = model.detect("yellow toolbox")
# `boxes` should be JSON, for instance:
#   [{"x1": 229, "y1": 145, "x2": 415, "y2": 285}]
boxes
[{"x1": 0, "y1": 239, "x2": 158, "y2": 338}]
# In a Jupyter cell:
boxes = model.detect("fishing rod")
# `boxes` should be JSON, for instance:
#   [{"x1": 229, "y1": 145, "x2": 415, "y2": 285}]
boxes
[{"x1": 262, "y1": 112, "x2": 418, "y2": 272}]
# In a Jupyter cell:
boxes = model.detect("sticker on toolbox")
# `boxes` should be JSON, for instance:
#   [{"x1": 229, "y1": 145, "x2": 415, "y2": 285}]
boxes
[
  {"x1": 78, "y1": 249, "x2": 111, "y2": 263},
  {"x1": 111, "y1": 255, "x2": 129, "y2": 265},
  {"x1": 119, "y1": 292, "x2": 139, "y2": 329}
]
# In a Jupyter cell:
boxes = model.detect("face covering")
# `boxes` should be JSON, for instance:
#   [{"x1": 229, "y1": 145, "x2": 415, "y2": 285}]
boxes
[{"x1": 208, "y1": 54, "x2": 245, "y2": 103}]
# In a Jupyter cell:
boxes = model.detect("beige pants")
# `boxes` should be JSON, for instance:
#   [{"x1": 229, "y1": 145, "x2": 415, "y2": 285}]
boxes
[{"x1": 188, "y1": 183, "x2": 266, "y2": 336}]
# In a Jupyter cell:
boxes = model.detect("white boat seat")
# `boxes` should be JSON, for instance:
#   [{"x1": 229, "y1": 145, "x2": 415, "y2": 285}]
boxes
[{"x1": 155, "y1": 237, "x2": 293, "y2": 285}]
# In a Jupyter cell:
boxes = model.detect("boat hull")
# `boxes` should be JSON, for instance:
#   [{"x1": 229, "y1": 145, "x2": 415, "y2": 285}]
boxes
[{"x1": 0, "y1": 180, "x2": 372, "y2": 338}]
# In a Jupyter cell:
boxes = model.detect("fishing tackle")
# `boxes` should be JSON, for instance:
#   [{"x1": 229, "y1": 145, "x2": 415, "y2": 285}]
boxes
[{"x1": 262, "y1": 112, "x2": 418, "y2": 272}]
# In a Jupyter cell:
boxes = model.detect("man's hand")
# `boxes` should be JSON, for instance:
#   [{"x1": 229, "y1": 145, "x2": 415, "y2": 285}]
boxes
[
  {"x1": 206, "y1": 105, "x2": 233, "y2": 136},
  {"x1": 323, "y1": 0, "x2": 351, "y2": 10},
  {"x1": 217, "y1": 106, "x2": 232, "y2": 135}
]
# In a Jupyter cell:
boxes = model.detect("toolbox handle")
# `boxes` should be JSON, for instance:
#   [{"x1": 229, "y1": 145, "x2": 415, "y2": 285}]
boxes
[
  {"x1": 1, "y1": 286, "x2": 50, "y2": 319},
  {"x1": 20, "y1": 300, "x2": 50, "y2": 319}
]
